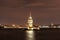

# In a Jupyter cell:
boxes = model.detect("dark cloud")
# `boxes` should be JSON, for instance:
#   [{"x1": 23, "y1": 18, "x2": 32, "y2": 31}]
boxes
[{"x1": 0, "y1": 0, "x2": 59, "y2": 8}]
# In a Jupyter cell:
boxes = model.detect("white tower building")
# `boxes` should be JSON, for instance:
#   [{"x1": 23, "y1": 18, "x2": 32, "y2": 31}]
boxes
[{"x1": 27, "y1": 12, "x2": 33, "y2": 30}]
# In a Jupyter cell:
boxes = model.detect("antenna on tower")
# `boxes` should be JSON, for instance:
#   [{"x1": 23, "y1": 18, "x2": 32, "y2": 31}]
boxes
[{"x1": 29, "y1": 11, "x2": 32, "y2": 17}]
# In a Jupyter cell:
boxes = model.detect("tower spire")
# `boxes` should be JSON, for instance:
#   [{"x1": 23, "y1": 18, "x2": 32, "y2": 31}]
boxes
[{"x1": 30, "y1": 11, "x2": 31, "y2": 17}]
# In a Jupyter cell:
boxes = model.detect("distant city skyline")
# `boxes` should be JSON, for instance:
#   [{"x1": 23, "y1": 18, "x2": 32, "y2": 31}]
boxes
[{"x1": 0, "y1": 0, "x2": 60, "y2": 25}]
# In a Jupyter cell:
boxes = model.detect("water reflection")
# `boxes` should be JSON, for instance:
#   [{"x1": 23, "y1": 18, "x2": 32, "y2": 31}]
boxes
[{"x1": 26, "y1": 30, "x2": 35, "y2": 40}]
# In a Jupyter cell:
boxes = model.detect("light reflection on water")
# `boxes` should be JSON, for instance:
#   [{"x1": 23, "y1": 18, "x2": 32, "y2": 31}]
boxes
[{"x1": 26, "y1": 30, "x2": 35, "y2": 40}]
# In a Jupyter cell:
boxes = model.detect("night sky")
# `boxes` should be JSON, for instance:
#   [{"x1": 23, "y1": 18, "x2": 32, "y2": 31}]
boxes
[{"x1": 0, "y1": 0, "x2": 60, "y2": 25}]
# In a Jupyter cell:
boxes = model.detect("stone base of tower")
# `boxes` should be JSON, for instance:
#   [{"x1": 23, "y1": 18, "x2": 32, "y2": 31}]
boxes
[{"x1": 28, "y1": 27, "x2": 33, "y2": 30}]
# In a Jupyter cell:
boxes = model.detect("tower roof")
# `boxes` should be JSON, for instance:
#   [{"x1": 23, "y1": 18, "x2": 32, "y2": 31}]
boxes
[{"x1": 28, "y1": 11, "x2": 32, "y2": 20}]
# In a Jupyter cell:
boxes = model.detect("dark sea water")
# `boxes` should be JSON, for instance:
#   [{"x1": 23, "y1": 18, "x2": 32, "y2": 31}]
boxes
[{"x1": 0, "y1": 28, "x2": 60, "y2": 40}]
